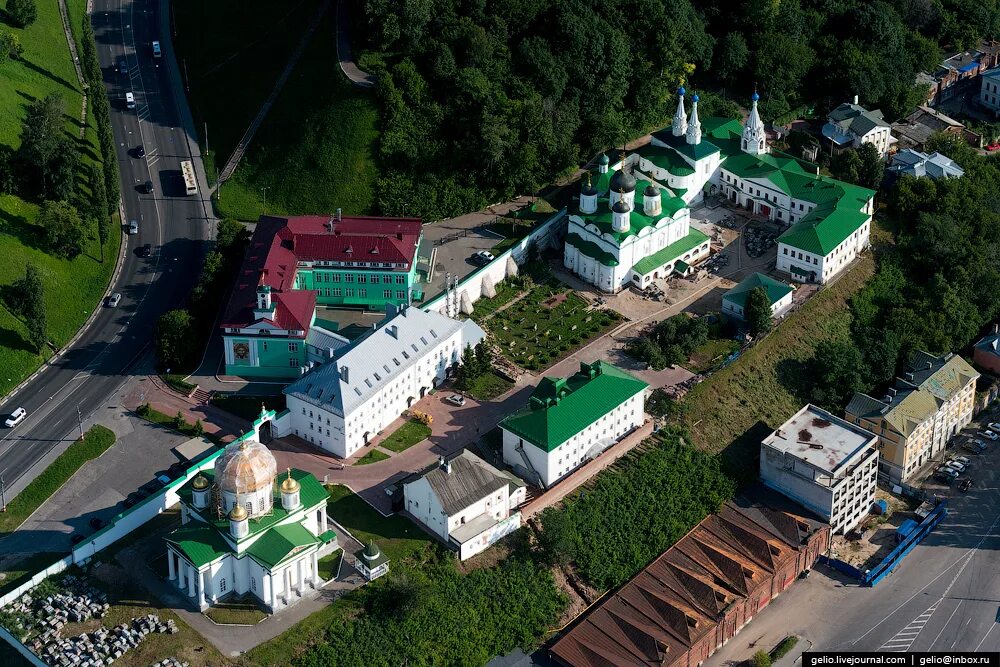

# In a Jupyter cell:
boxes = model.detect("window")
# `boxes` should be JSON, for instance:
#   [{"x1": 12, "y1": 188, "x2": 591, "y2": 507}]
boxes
[
  {"x1": 371, "y1": 275, "x2": 380, "y2": 284},
  {"x1": 220, "y1": 578, "x2": 227, "y2": 593},
  {"x1": 262, "y1": 341, "x2": 267, "y2": 351},
  {"x1": 251, "y1": 578, "x2": 257, "y2": 592},
  {"x1": 346, "y1": 288, "x2": 355, "y2": 297},
  {"x1": 395, "y1": 275, "x2": 405, "y2": 284},
  {"x1": 333, "y1": 288, "x2": 342, "y2": 297},
  {"x1": 332, "y1": 273, "x2": 341, "y2": 283},
  {"x1": 384, "y1": 289, "x2": 392, "y2": 299},
  {"x1": 245, "y1": 501, "x2": 252, "y2": 515},
  {"x1": 359, "y1": 289, "x2": 367, "y2": 298},
  {"x1": 345, "y1": 274, "x2": 355, "y2": 283},
  {"x1": 288, "y1": 342, "x2": 298, "y2": 352},
  {"x1": 259, "y1": 498, "x2": 265, "y2": 512},
  {"x1": 289, "y1": 358, "x2": 299, "y2": 367},
  {"x1": 783, "y1": 248, "x2": 787, "y2": 255},
  {"x1": 397, "y1": 290, "x2": 405, "y2": 300}
]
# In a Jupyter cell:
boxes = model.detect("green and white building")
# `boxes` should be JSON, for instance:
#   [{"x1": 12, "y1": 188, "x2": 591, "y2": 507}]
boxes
[
  {"x1": 221, "y1": 214, "x2": 424, "y2": 379},
  {"x1": 565, "y1": 90, "x2": 876, "y2": 290},
  {"x1": 499, "y1": 361, "x2": 648, "y2": 488},
  {"x1": 721, "y1": 272, "x2": 794, "y2": 321},
  {"x1": 165, "y1": 409, "x2": 337, "y2": 612}
]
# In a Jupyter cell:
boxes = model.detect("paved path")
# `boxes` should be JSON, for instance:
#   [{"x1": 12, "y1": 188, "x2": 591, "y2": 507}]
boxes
[
  {"x1": 217, "y1": 0, "x2": 332, "y2": 182},
  {"x1": 336, "y1": 0, "x2": 375, "y2": 87}
]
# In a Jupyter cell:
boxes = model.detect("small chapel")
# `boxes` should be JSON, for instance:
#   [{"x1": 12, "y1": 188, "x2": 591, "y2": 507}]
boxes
[{"x1": 164, "y1": 408, "x2": 337, "y2": 612}]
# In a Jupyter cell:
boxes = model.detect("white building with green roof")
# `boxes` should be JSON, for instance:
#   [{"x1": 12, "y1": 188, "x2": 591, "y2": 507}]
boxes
[
  {"x1": 499, "y1": 361, "x2": 648, "y2": 488},
  {"x1": 165, "y1": 408, "x2": 337, "y2": 613},
  {"x1": 565, "y1": 89, "x2": 876, "y2": 289},
  {"x1": 721, "y1": 272, "x2": 794, "y2": 320}
]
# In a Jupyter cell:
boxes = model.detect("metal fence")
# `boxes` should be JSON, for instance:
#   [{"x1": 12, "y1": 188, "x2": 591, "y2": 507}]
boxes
[{"x1": 864, "y1": 500, "x2": 949, "y2": 587}]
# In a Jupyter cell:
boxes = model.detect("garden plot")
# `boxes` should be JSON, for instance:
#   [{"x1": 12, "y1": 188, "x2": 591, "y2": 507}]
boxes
[{"x1": 484, "y1": 283, "x2": 622, "y2": 371}]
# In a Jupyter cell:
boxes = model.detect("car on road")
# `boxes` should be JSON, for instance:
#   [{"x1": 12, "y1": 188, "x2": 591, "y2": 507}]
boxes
[
  {"x1": 139, "y1": 243, "x2": 152, "y2": 258},
  {"x1": 4, "y1": 407, "x2": 27, "y2": 428},
  {"x1": 89, "y1": 517, "x2": 106, "y2": 530},
  {"x1": 979, "y1": 430, "x2": 998, "y2": 441},
  {"x1": 128, "y1": 219, "x2": 138, "y2": 234},
  {"x1": 959, "y1": 478, "x2": 973, "y2": 492},
  {"x1": 106, "y1": 293, "x2": 122, "y2": 308},
  {"x1": 470, "y1": 250, "x2": 495, "y2": 266},
  {"x1": 152, "y1": 41, "x2": 161, "y2": 58},
  {"x1": 71, "y1": 534, "x2": 86, "y2": 545},
  {"x1": 141, "y1": 180, "x2": 154, "y2": 194},
  {"x1": 118, "y1": 57, "x2": 128, "y2": 74},
  {"x1": 134, "y1": 144, "x2": 145, "y2": 158},
  {"x1": 125, "y1": 91, "x2": 135, "y2": 110},
  {"x1": 444, "y1": 394, "x2": 466, "y2": 407}
]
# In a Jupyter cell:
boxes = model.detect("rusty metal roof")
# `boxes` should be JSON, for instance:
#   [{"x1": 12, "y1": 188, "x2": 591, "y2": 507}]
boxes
[{"x1": 550, "y1": 490, "x2": 824, "y2": 667}]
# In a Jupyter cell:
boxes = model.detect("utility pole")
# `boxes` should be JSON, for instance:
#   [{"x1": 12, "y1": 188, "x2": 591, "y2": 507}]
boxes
[
  {"x1": 262, "y1": 187, "x2": 269, "y2": 215},
  {"x1": 1, "y1": 474, "x2": 6, "y2": 512},
  {"x1": 204, "y1": 122, "x2": 209, "y2": 158},
  {"x1": 77, "y1": 405, "x2": 84, "y2": 440}
]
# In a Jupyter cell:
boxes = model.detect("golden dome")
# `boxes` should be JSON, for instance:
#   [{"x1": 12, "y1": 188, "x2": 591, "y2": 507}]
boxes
[
  {"x1": 214, "y1": 439, "x2": 277, "y2": 494},
  {"x1": 280, "y1": 468, "x2": 300, "y2": 493},
  {"x1": 229, "y1": 504, "x2": 248, "y2": 521},
  {"x1": 191, "y1": 474, "x2": 209, "y2": 490}
]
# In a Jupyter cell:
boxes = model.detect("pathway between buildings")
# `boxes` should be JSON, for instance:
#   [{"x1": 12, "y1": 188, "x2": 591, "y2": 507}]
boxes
[
  {"x1": 217, "y1": 0, "x2": 332, "y2": 183},
  {"x1": 336, "y1": 0, "x2": 375, "y2": 88}
]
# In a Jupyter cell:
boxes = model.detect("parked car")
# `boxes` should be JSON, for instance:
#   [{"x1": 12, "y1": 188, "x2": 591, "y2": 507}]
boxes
[
  {"x1": 141, "y1": 180, "x2": 154, "y2": 194},
  {"x1": 980, "y1": 431, "x2": 998, "y2": 441},
  {"x1": 128, "y1": 219, "x2": 139, "y2": 234},
  {"x1": 988, "y1": 422, "x2": 1000, "y2": 432},
  {"x1": 959, "y1": 478, "x2": 973, "y2": 492},
  {"x1": 140, "y1": 479, "x2": 164, "y2": 495},
  {"x1": 934, "y1": 470, "x2": 958, "y2": 484},
  {"x1": 106, "y1": 293, "x2": 122, "y2": 307},
  {"x1": 943, "y1": 460, "x2": 966, "y2": 474},
  {"x1": 445, "y1": 394, "x2": 466, "y2": 407},
  {"x1": 89, "y1": 517, "x2": 106, "y2": 530},
  {"x1": 4, "y1": 407, "x2": 27, "y2": 428},
  {"x1": 139, "y1": 243, "x2": 152, "y2": 258},
  {"x1": 470, "y1": 250, "x2": 495, "y2": 266},
  {"x1": 167, "y1": 462, "x2": 187, "y2": 478},
  {"x1": 936, "y1": 466, "x2": 960, "y2": 480},
  {"x1": 951, "y1": 456, "x2": 971, "y2": 467},
  {"x1": 134, "y1": 144, "x2": 145, "y2": 158},
  {"x1": 123, "y1": 493, "x2": 141, "y2": 508}
]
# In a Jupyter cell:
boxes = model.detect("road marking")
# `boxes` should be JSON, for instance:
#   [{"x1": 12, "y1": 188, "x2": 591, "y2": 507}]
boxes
[
  {"x1": 879, "y1": 600, "x2": 941, "y2": 651},
  {"x1": 925, "y1": 600, "x2": 964, "y2": 650},
  {"x1": 974, "y1": 623, "x2": 997, "y2": 652}
]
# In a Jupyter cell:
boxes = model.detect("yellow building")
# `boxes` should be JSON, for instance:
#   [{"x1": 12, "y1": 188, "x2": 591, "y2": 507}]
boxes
[{"x1": 845, "y1": 352, "x2": 978, "y2": 484}]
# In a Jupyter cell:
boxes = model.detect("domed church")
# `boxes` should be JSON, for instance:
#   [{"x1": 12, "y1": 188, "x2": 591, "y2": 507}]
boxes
[{"x1": 164, "y1": 408, "x2": 337, "y2": 612}]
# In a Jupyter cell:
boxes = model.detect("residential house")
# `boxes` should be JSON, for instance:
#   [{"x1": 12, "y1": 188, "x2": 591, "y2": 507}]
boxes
[
  {"x1": 845, "y1": 352, "x2": 979, "y2": 484},
  {"x1": 722, "y1": 272, "x2": 794, "y2": 321},
  {"x1": 403, "y1": 451, "x2": 526, "y2": 560},
  {"x1": 980, "y1": 68, "x2": 1000, "y2": 116},
  {"x1": 973, "y1": 325, "x2": 1000, "y2": 376},
  {"x1": 887, "y1": 150, "x2": 964, "y2": 181},
  {"x1": 822, "y1": 98, "x2": 894, "y2": 157},
  {"x1": 760, "y1": 404, "x2": 879, "y2": 535},
  {"x1": 891, "y1": 106, "x2": 979, "y2": 152},
  {"x1": 549, "y1": 487, "x2": 829, "y2": 667},
  {"x1": 284, "y1": 305, "x2": 485, "y2": 458},
  {"x1": 500, "y1": 361, "x2": 648, "y2": 488},
  {"x1": 919, "y1": 40, "x2": 1000, "y2": 105}
]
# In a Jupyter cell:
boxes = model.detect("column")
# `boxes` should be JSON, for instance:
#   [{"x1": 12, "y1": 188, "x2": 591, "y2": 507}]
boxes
[
  {"x1": 197, "y1": 570, "x2": 206, "y2": 608},
  {"x1": 168, "y1": 551, "x2": 176, "y2": 581},
  {"x1": 284, "y1": 568, "x2": 292, "y2": 601},
  {"x1": 312, "y1": 551, "x2": 320, "y2": 584},
  {"x1": 269, "y1": 573, "x2": 278, "y2": 610},
  {"x1": 262, "y1": 573, "x2": 272, "y2": 608},
  {"x1": 187, "y1": 564, "x2": 196, "y2": 598},
  {"x1": 297, "y1": 558, "x2": 305, "y2": 593}
]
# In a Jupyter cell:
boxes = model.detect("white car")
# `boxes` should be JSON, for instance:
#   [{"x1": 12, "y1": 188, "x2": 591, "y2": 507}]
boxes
[
  {"x1": 445, "y1": 394, "x2": 466, "y2": 407},
  {"x1": 4, "y1": 407, "x2": 27, "y2": 428},
  {"x1": 128, "y1": 220, "x2": 138, "y2": 234},
  {"x1": 951, "y1": 456, "x2": 971, "y2": 467},
  {"x1": 152, "y1": 41, "x2": 161, "y2": 58},
  {"x1": 988, "y1": 422, "x2": 1000, "y2": 432},
  {"x1": 106, "y1": 293, "x2": 122, "y2": 307},
  {"x1": 943, "y1": 460, "x2": 966, "y2": 474},
  {"x1": 979, "y1": 431, "x2": 998, "y2": 441}
]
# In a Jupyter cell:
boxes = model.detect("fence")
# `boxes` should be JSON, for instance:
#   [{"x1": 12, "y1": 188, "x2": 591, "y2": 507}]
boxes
[
  {"x1": 864, "y1": 500, "x2": 949, "y2": 587},
  {"x1": 816, "y1": 554, "x2": 864, "y2": 580},
  {"x1": 422, "y1": 208, "x2": 566, "y2": 316}
]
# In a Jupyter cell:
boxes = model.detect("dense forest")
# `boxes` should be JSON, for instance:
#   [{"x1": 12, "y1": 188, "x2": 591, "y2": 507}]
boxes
[{"x1": 354, "y1": 0, "x2": 1000, "y2": 219}]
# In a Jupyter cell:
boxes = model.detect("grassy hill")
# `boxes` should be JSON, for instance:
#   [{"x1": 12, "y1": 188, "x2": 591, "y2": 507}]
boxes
[{"x1": 0, "y1": 0, "x2": 119, "y2": 398}]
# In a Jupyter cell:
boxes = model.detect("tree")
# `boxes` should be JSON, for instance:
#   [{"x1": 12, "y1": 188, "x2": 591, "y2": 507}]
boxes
[
  {"x1": 0, "y1": 29, "x2": 22, "y2": 66},
  {"x1": 456, "y1": 343, "x2": 478, "y2": 388},
  {"x1": 856, "y1": 142, "x2": 885, "y2": 189},
  {"x1": 713, "y1": 33, "x2": 749, "y2": 84},
  {"x1": 38, "y1": 200, "x2": 86, "y2": 258},
  {"x1": 474, "y1": 340, "x2": 492, "y2": 376},
  {"x1": 808, "y1": 340, "x2": 866, "y2": 411},
  {"x1": 12, "y1": 263, "x2": 46, "y2": 352},
  {"x1": 744, "y1": 287, "x2": 773, "y2": 337},
  {"x1": 155, "y1": 309, "x2": 194, "y2": 371},
  {"x1": 86, "y1": 163, "x2": 108, "y2": 224},
  {"x1": 830, "y1": 148, "x2": 863, "y2": 185},
  {"x1": 193, "y1": 419, "x2": 204, "y2": 436},
  {"x1": 173, "y1": 411, "x2": 187, "y2": 429},
  {"x1": 18, "y1": 93, "x2": 67, "y2": 196},
  {"x1": 216, "y1": 218, "x2": 251, "y2": 255},
  {"x1": 6, "y1": 0, "x2": 37, "y2": 28}
]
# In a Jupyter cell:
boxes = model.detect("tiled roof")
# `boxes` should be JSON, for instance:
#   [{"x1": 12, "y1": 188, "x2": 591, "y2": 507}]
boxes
[
  {"x1": 722, "y1": 272, "x2": 792, "y2": 308},
  {"x1": 414, "y1": 451, "x2": 510, "y2": 516},
  {"x1": 500, "y1": 361, "x2": 648, "y2": 452},
  {"x1": 166, "y1": 522, "x2": 231, "y2": 568},
  {"x1": 632, "y1": 229, "x2": 710, "y2": 276},
  {"x1": 550, "y1": 489, "x2": 825, "y2": 667},
  {"x1": 975, "y1": 332, "x2": 1000, "y2": 358},
  {"x1": 827, "y1": 102, "x2": 889, "y2": 136},
  {"x1": 281, "y1": 215, "x2": 422, "y2": 264},
  {"x1": 247, "y1": 521, "x2": 320, "y2": 568}
]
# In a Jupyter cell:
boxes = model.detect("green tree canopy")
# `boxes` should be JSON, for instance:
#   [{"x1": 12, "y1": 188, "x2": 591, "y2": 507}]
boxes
[
  {"x1": 38, "y1": 200, "x2": 86, "y2": 258},
  {"x1": 744, "y1": 286, "x2": 773, "y2": 337},
  {"x1": 808, "y1": 339, "x2": 866, "y2": 411},
  {"x1": 6, "y1": 0, "x2": 37, "y2": 28},
  {"x1": 155, "y1": 309, "x2": 194, "y2": 371},
  {"x1": 11, "y1": 263, "x2": 46, "y2": 352}
]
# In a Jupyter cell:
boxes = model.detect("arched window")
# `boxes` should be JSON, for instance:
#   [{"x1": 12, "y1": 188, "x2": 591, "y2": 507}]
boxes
[
  {"x1": 245, "y1": 501, "x2": 253, "y2": 516},
  {"x1": 258, "y1": 498, "x2": 265, "y2": 513},
  {"x1": 251, "y1": 577, "x2": 257, "y2": 592},
  {"x1": 759, "y1": 140, "x2": 764, "y2": 150},
  {"x1": 220, "y1": 578, "x2": 227, "y2": 593}
]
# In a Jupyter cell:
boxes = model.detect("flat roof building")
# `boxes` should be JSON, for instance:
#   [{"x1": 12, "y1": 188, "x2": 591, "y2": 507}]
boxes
[{"x1": 761, "y1": 404, "x2": 878, "y2": 535}]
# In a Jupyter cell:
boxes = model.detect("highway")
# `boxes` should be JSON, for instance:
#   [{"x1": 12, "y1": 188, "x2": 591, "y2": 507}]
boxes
[{"x1": 0, "y1": 0, "x2": 212, "y2": 502}]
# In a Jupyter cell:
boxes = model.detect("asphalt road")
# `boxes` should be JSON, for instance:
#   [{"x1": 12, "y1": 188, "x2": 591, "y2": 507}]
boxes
[{"x1": 0, "y1": 0, "x2": 212, "y2": 502}]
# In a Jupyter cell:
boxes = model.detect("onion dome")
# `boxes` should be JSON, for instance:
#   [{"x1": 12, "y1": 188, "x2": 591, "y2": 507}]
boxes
[
  {"x1": 692, "y1": 93, "x2": 699, "y2": 103},
  {"x1": 612, "y1": 198, "x2": 631, "y2": 214},
  {"x1": 361, "y1": 540, "x2": 381, "y2": 562},
  {"x1": 678, "y1": 86, "x2": 686, "y2": 96},
  {"x1": 214, "y1": 439, "x2": 277, "y2": 494},
  {"x1": 752, "y1": 91, "x2": 760, "y2": 102},
  {"x1": 229, "y1": 504, "x2": 248, "y2": 521},
  {"x1": 609, "y1": 168, "x2": 636, "y2": 194},
  {"x1": 280, "y1": 468, "x2": 300, "y2": 493},
  {"x1": 580, "y1": 172, "x2": 598, "y2": 196},
  {"x1": 598, "y1": 153, "x2": 610, "y2": 166},
  {"x1": 192, "y1": 474, "x2": 209, "y2": 490},
  {"x1": 643, "y1": 183, "x2": 659, "y2": 197}
]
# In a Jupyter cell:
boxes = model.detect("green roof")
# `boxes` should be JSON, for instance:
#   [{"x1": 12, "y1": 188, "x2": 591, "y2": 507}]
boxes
[
  {"x1": 499, "y1": 361, "x2": 648, "y2": 452},
  {"x1": 778, "y1": 207, "x2": 870, "y2": 255},
  {"x1": 637, "y1": 144, "x2": 695, "y2": 176},
  {"x1": 565, "y1": 233, "x2": 619, "y2": 266},
  {"x1": 674, "y1": 260, "x2": 690, "y2": 273},
  {"x1": 319, "y1": 529, "x2": 337, "y2": 543},
  {"x1": 653, "y1": 131, "x2": 721, "y2": 161},
  {"x1": 247, "y1": 521, "x2": 321, "y2": 568},
  {"x1": 574, "y1": 182, "x2": 686, "y2": 244},
  {"x1": 178, "y1": 468, "x2": 328, "y2": 542},
  {"x1": 723, "y1": 272, "x2": 792, "y2": 308},
  {"x1": 166, "y1": 522, "x2": 232, "y2": 568},
  {"x1": 632, "y1": 228, "x2": 710, "y2": 276},
  {"x1": 592, "y1": 168, "x2": 613, "y2": 194}
]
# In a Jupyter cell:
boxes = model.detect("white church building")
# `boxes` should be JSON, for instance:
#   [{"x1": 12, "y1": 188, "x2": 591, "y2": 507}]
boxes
[
  {"x1": 564, "y1": 89, "x2": 876, "y2": 290},
  {"x1": 283, "y1": 305, "x2": 485, "y2": 458},
  {"x1": 165, "y1": 409, "x2": 336, "y2": 613}
]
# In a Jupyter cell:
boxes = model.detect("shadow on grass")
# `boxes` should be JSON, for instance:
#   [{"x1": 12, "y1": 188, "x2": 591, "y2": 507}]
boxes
[
  {"x1": 0, "y1": 324, "x2": 35, "y2": 355},
  {"x1": 717, "y1": 420, "x2": 774, "y2": 488},
  {"x1": 19, "y1": 57, "x2": 80, "y2": 93},
  {"x1": 0, "y1": 205, "x2": 48, "y2": 252}
]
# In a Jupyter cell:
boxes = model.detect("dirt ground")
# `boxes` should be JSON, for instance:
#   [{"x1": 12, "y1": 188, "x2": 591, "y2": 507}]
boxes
[{"x1": 829, "y1": 489, "x2": 917, "y2": 571}]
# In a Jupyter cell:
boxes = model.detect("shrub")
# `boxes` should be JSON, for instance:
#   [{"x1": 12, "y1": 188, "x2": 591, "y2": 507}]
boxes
[
  {"x1": 771, "y1": 636, "x2": 799, "y2": 662},
  {"x1": 752, "y1": 650, "x2": 772, "y2": 667}
]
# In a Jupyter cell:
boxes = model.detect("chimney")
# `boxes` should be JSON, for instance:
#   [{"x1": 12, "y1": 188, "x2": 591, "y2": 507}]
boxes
[
  {"x1": 445, "y1": 461, "x2": 452, "y2": 474},
  {"x1": 340, "y1": 365, "x2": 349, "y2": 383},
  {"x1": 397, "y1": 233, "x2": 403, "y2": 241},
  {"x1": 326, "y1": 217, "x2": 335, "y2": 233},
  {"x1": 438, "y1": 455, "x2": 445, "y2": 468},
  {"x1": 853, "y1": 94, "x2": 859, "y2": 105},
  {"x1": 387, "y1": 325, "x2": 398, "y2": 339},
  {"x1": 335, "y1": 208, "x2": 342, "y2": 222}
]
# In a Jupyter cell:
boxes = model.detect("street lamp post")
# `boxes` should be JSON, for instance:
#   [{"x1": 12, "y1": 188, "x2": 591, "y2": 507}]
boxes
[{"x1": 262, "y1": 187, "x2": 269, "y2": 215}]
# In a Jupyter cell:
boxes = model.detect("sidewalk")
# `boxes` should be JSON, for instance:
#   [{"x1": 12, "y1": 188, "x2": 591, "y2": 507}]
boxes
[{"x1": 121, "y1": 376, "x2": 248, "y2": 443}]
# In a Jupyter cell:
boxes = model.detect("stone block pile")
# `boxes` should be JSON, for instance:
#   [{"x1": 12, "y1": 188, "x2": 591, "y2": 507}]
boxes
[
  {"x1": 35, "y1": 614, "x2": 178, "y2": 666},
  {"x1": 150, "y1": 659, "x2": 189, "y2": 667}
]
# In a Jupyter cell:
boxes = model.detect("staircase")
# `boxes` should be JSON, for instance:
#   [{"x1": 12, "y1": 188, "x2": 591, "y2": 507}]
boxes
[{"x1": 191, "y1": 386, "x2": 213, "y2": 404}]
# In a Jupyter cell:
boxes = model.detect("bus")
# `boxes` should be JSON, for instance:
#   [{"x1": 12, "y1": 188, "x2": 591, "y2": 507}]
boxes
[{"x1": 180, "y1": 160, "x2": 197, "y2": 196}]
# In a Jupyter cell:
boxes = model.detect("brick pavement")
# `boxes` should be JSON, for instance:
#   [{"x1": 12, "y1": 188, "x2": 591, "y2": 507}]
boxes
[{"x1": 121, "y1": 376, "x2": 247, "y2": 443}]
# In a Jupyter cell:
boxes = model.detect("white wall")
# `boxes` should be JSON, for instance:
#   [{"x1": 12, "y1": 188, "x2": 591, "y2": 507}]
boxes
[
  {"x1": 404, "y1": 476, "x2": 448, "y2": 541},
  {"x1": 457, "y1": 512, "x2": 521, "y2": 561},
  {"x1": 981, "y1": 74, "x2": 1000, "y2": 112}
]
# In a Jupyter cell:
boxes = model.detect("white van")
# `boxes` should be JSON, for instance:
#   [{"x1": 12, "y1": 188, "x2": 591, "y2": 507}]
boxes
[
  {"x1": 125, "y1": 92, "x2": 136, "y2": 109},
  {"x1": 152, "y1": 41, "x2": 161, "y2": 58}
]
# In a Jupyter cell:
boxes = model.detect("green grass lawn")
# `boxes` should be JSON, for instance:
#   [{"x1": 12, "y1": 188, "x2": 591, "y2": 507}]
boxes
[
  {"x1": 211, "y1": 393, "x2": 287, "y2": 423},
  {"x1": 485, "y1": 284, "x2": 622, "y2": 371},
  {"x1": 687, "y1": 338, "x2": 740, "y2": 373},
  {"x1": 378, "y1": 419, "x2": 431, "y2": 453},
  {"x1": 0, "y1": 1, "x2": 119, "y2": 399},
  {"x1": 0, "y1": 552, "x2": 63, "y2": 597},
  {"x1": 465, "y1": 371, "x2": 514, "y2": 400},
  {"x1": 681, "y1": 255, "x2": 876, "y2": 476},
  {"x1": 325, "y1": 484, "x2": 432, "y2": 563},
  {"x1": 204, "y1": 595, "x2": 267, "y2": 625},
  {"x1": 0, "y1": 426, "x2": 115, "y2": 535},
  {"x1": 470, "y1": 279, "x2": 524, "y2": 319},
  {"x1": 174, "y1": 4, "x2": 381, "y2": 219},
  {"x1": 317, "y1": 552, "x2": 341, "y2": 581},
  {"x1": 354, "y1": 448, "x2": 390, "y2": 466}
]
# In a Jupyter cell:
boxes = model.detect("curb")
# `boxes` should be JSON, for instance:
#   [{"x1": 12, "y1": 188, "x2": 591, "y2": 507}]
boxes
[{"x1": 0, "y1": 203, "x2": 128, "y2": 407}]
